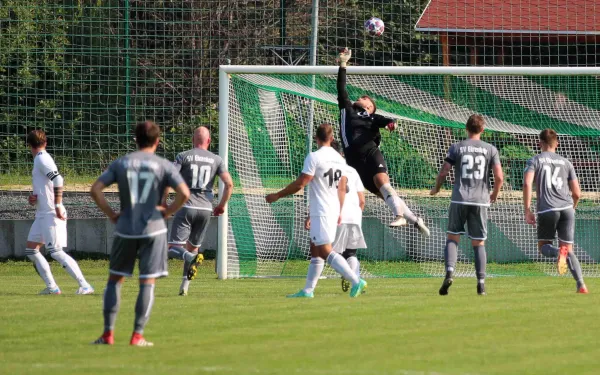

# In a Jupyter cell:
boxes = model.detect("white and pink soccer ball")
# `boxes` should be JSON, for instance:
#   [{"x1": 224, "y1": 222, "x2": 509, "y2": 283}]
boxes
[{"x1": 364, "y1": 17, "x2": 384, "y2": 37}]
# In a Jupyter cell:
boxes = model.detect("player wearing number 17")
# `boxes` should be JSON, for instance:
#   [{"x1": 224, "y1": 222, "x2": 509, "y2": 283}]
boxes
[
  {"x1": 90, "y1": 122, "x2": 190, "y2": 346},
  {"x1": 523, "y1": 129, "x2": 587, "y2": 294},
  {"x1": 266, "y1": 123, "x2": 367, "y2": 298},
  {"x1": 430, "y1": 115, "x2": 504, "y2": 296}
]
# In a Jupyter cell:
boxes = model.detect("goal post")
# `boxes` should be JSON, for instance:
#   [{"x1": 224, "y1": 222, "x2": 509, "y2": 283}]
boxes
[{"x1": 217, "y1": 65, "x2": 600, "y2": 280}]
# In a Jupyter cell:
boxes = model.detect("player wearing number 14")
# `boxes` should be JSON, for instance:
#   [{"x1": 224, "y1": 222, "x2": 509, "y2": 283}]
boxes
[
  {"x1": 523, "y1": 129, "x2": 587, "y2": 293},
  {"x1": 431, "y1": 115, "x2": 504, "y2": 296}
]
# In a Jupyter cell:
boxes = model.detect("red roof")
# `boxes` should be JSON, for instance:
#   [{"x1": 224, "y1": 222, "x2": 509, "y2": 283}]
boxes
[{"x1": 416, "y1": 0, "x2": 600, "y2": 34}]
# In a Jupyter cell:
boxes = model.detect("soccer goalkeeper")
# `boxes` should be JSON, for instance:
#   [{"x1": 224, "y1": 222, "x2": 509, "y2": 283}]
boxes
[{"x1": 337, "y1": 48, "x2": 429, "y2": 235}]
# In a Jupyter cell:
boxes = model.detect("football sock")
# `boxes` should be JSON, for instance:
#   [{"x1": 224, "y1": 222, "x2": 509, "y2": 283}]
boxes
[
  {"x1": 444, "y1": 240, "x2": 458, "y2": 276},
  {"x1": 134, "y1": 284, "x2": 155, "y2": 334},
  {"x1": 540, "y1": 244, "x2": 559, "y2": 257},
  {"x1": 103, "y1": 280, "x2": 122, "y2": 332},
  {"x1": 473, "y1": 245, "x2": 487, "y2": 282},
  {"x1": 180, "y1": 251, "x2": 197, "y2": 292},
  {"x1": 168, "y1": 246, "x2": 195, "y2": 262},
  {"x1": 379, "y1": 183, "x2": 418, "y2": 224},
  {"x1": 302, "y1": 257, "x2": 324, "y2": 294},
  {"x1": 327, "y1": 252, "x2": 359, "y2": 286},
  {"x1": 25, "y1": 248, "x2": 58, "y2": 289},
  {"x1": 474, "y1": 245, "x2": 487, "y2": 281},
  {"x1": 346, "y1": 255, "x2": 360, "y2": 277},
  {"x1": 567, "y1": 252, "x2": 584, "y2": 288},
  {"x1": 49, "y1": 249, "x2": 90, "y2": 288}
]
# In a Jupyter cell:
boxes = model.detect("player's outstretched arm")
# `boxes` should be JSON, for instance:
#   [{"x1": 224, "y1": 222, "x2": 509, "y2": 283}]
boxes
[
  {"x1": 214, "y1": 171, "x2": 234, "y2": 216},
  {"x1": 373, "y1": 115, "x2": 396, "y2": 132},
  {"x1": 430, "y1": 161, "x2": 452, "y2": 195},
  {"x1": 337, "y1": 48, "x2": 352, "y2": 109},
  {"x1": 90, "y1": 180, "x2": 119, "y2": 223},
  {"x1": 522, "y1": 170, "x2": 536, "y2": 225},
  {"x1": 265, "y1": 173, "x2": 313, "y2": 203},
  {"x1": 490, "y1": 163, "x2": 504, "y2": 203}
]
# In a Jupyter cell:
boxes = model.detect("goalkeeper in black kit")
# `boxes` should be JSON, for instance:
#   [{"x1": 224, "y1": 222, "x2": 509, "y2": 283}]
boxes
[{"x1": 337, "y1": 48, "x2": 429, "y2": 236}]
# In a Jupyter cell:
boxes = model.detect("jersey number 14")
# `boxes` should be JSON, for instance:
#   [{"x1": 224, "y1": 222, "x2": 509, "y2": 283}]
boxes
[{"x1": 543, "y1": 165, "x2": 563, "y2": 189}]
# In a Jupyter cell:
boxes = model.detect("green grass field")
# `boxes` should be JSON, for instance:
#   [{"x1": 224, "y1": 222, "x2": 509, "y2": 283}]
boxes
[{"x1": 1, "y1": 259, "x2": 598, "y2": 375}]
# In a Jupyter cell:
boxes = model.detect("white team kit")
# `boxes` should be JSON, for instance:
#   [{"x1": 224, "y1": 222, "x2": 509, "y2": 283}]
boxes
[
  {"x1": 302, "y1": 146, "x2": 347, "y2": 246},
  {"x1": 28, "y1": 151, "x2": 67, "y2": 249},
  {"x1": 332, "y1": 165, "x2": 367, "y2": 253}
]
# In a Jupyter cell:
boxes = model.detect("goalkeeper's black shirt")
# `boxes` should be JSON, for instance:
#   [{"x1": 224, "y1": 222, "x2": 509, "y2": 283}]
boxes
[{"x1": 337, "y1": 67, "x2": 393, "y2": 155}]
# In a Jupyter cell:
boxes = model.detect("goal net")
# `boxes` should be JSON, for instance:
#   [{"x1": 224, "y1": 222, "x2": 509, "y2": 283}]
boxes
[{"x1": 218, "y1": 66, "x2": 600, "y2": 279}]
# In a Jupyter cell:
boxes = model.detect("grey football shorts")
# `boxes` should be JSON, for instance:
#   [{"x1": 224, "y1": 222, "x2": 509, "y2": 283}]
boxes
[
  {"x1": 447, "y1": 203, "x2": 488, "y2": 241},
  {"x1": 109, "y1": 233, "x2": 168, "y2": 279},
  {"x1": 537, "y1": 208, "x2": 575, "y2": 244},
  {"x1": 169, "y1": 207, "x2": 211, "y2": 248}
]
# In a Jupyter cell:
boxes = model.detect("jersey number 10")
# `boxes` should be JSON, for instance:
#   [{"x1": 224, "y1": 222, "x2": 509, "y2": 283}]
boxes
[{"x1": 190, "y1": 165, "x2": 212, "y2": 189}]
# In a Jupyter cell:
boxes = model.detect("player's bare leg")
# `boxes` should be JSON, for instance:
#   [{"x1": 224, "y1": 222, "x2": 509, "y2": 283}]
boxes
[
  {"x1": 26, "y1": 241, "x2": 61, "y2": 294},
  {"x1": 92, "y1": 274, "x2": 124, "y2": 345},
  {"x1": 374, "y1": 173, "x2": 430, "y2": 236},
  {"x1": 439, "y1": 234, "x2": 459, "y2": 295}
]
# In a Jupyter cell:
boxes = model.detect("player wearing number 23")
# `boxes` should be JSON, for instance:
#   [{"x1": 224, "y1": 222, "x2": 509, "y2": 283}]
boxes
[{"x1": 431, "y1": 114, "x2": 504, "y2": 296}]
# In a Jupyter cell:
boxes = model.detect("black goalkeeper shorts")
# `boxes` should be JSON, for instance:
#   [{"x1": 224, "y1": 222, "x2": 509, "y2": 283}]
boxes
[{"x1": 345, "y1": 147, "x2": 388, "y2": 196}]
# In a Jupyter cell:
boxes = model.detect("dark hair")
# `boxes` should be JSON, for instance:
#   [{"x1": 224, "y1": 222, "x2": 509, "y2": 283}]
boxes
[
  {"x1": 316, "y1": 123, "x2": 333, "y2": 143},
  {"x1": 135, "y1": 121, "x2": 160, "y2": 148},
  {"x1": 466, "y1": 114, "x2": 485, "y2": 134},
  {"x1": 331, "y1": 139, "x2": 342, "y2": 154},
  {"x1": 539, "y1": 128, "x2": 558, "y2": 147},
  {"x1": 360, "y1": 95, "x2": 377, "y2": 114},
  {"x1": 27, "y1": 129, "x2": 47, "y2": 148}
]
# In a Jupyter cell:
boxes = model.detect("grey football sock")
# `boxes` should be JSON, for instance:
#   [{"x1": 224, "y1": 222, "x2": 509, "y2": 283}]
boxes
[
  {"x1": 103, "y1": 280, "x2": 122, "y2": 332},
  {"x1": 567, "y1": 252, "x2": 584, "y2": 288},
  {"x1": 473, "y1": 245, "x2": 487, "y2": 281},
  {"x1": 168, "y1": 246, "x2": 187, "y2": 260},
  {"x1": 134, "y1": 284, "x2": 155, "y2": 334},
  {"x1": 444, "y1": 239, "x2": 458, "y2": 275},
  {"x1": 540, "y1": 244, "x2": 559, "y2": 258}
]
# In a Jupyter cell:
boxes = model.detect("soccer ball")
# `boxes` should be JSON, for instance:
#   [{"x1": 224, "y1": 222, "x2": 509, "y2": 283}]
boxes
[{"x1": 364, "y1": 17, "x2": 384, "y2": 37}]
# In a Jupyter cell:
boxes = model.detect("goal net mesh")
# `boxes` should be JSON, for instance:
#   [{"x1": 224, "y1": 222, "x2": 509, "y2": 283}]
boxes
[{"x1": 225, "y1": 72, "x2": 600, "y2": 278}]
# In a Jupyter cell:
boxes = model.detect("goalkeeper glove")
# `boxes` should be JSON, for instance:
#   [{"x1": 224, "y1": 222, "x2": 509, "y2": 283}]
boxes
[{"x1": 338, "y1": 48, "x2": 352, "y2": 68}]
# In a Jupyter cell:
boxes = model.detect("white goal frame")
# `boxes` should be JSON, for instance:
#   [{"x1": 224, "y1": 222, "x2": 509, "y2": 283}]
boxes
[{"x1": 217, "y1": 65, "x2": 600, "y2": 279}]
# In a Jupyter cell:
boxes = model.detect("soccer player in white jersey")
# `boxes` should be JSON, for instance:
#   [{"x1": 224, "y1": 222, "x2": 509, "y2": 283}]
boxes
[
  {"x1": 25, "y1": 130, "x2": 94, "y2": 295},
  {"x1": 266, "y1": 123, "x2": 367, "y2": 298},
  {"x1": 306, "y1": 141, "x2": 366, "y2": 292}
]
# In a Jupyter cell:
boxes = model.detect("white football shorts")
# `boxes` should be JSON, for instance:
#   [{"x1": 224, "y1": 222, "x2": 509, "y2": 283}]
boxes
[
  {"x1": 27, "y1": 214, "x2": 67, "y2": 250},
  {"x1": 332, "y1": 223, "x2": 367, "y2": 253},
  {"x1": 309, "y1": 215, "x2": 338, "y2": 246}
]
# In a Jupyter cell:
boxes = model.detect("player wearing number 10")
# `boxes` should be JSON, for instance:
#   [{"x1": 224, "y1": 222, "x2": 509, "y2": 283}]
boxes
[
  {"x1": 431, "y1": 115, "x2": 504, "y2": 296},
  {"x1": 90, "y1": 121, "x2": 190, "y2": 346},
  {"x1": 167, "y1": 126, "x2": 233, "y2": 296},
  {"x1": 523, "y1": 129, "x2": 588, "y2": 294}
]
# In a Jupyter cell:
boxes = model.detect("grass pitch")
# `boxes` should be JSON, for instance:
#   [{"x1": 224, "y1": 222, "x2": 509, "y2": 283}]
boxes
[{"x1": 0, "y1": 260, "x2": 598, "y2": 375}]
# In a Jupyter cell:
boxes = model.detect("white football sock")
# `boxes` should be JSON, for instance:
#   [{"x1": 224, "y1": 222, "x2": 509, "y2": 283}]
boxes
[
  {"x1": 26, "y1": 249, "x2": 58, "y2": 289},
  {"x1": 346, "y1": 256, "x2": 360, "y2": 278},
  {"x1": 327, "y1": 252, "x2": 359, "y2": 286},
  {"x1": 302, "y1": 257, "x2": 324, "y2": 294},
  {"x1": 180, "y1": 277, "x2": 190, "y2": 292},
  {"x1": 379, "y1": 183, "x2": 417, "y2": 223},
  {"x1": 50, "y1": 250, "x2": 90, "y2": 288}
]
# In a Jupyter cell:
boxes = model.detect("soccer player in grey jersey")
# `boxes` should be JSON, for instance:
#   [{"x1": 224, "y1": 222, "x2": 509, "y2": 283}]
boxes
[
  {"x1": 167, "y1": 126, "x2": 233, "y2": 296},
  {"x1": 523, "y1": 129, "x2": 587, "y2": 294},
  {"x1": 90, "y1": 122, "x2": 190, "y2": 346},
  {"x1": 431, "y1": 115, "x2": 504, "y2": 296}
]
